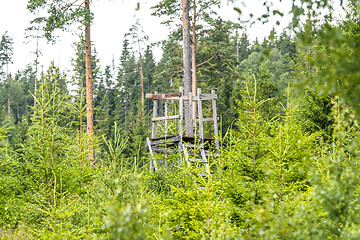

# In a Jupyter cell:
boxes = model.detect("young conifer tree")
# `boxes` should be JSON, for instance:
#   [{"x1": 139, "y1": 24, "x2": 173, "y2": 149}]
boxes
[{"x1": 27, "y1": 0, "x2": 95, "y2": 161}]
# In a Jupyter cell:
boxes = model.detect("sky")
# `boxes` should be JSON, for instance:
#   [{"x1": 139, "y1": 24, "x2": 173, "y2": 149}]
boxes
[{"x1": 0, "y1": 0, "x2": 295, "y2": 75}]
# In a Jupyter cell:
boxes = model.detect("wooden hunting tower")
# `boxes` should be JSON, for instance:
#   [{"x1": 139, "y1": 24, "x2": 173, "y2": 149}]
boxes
[{"x1": 145, "y1": 87, "x2": 220, "y2": 175}]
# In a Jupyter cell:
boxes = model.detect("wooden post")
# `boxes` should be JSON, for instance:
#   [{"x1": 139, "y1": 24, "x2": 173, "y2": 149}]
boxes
[
  {"x1": 152, "y1": 91, "x2": 158, "y2": 139},
  {"x1": 212, "y1": 89, "x2": 220, "y2": 151},
  {"x1": 178, "y1": 87, "x2": 184, "y2": 167},
  {"x1": 179, "y1": 87, "x2": 184, "y2": 139},
  {"x1": 197, "y1": 88, "x2": 204, "y2": 141},
  {"x1": 212, "y1": 89, "x2": 221, "y2": 171},
  {"x1": 147, "y1": 137, "x2": 157, "y2": 171},
  {"x1": 188, "y1": 92, "x2": 193, "y2": 136}
]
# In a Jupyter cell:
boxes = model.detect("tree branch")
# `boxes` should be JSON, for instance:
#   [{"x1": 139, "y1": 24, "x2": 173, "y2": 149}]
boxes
[
  {"x1": 165, "y1": 49, "x2": 219, "y2": 80},
  {"x1": 196, "y1": 49, "x2": 219, "y2": 68}
]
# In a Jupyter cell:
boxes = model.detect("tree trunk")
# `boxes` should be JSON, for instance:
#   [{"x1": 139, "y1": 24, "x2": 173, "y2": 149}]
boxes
[
  {"x1": 139, "y1": 41, "x2": 144, "y2": 111},
  {"x1": 140, "y1": 60, "x2": 144, "y2": 110},
  {"x1": 34, "y1": 33, "x2": 39, "y2": 108},
  {"x1": 182, "y1": 0, "x2": 193, "y2": 136},
  {"x1": 7, "y1": 64, "x2": 10, "y2": 117},
  {"x1": 85, "y1": 0, "x2": 95, "y2": 162},
  {"x1": 192, "y1": 0, "x2": 197, "y2": 120}
]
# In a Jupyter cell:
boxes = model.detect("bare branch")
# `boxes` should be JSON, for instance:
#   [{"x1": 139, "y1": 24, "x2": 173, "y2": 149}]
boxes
[{"x1": 196, "y1": 49, "x2": 219, "y2": 68}]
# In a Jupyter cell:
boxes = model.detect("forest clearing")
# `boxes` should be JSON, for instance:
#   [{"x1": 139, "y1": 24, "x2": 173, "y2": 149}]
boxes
[{"x1": 1, "y1": 0, "x2": 360, "y2": 239}]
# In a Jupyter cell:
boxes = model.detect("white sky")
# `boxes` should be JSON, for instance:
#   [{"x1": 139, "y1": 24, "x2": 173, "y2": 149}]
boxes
[{"x1": 0, "y1": 0, "x2": 295, "y2": 75}]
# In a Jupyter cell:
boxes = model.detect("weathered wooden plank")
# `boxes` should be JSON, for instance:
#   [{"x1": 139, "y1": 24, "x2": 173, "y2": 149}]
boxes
[
  {"x1": 149, "y1": 135, "x2": 181, "y2": 146},
  {"x1": 151, "y1": 135, "x2": 179, "y2": 141},
  {"x1": 182, "y1": 136, "x2": 214, "y2": 141},
  {"x1": 193, "y1": 93, "x2": 217, "y2": 101},
  {"x1": 152, "y1": 147, "x2": 176, "y2": 154},
  {"x1": 183, "y1": 143, "x2": 206, "y2": 149},
  {"x1": 152, "y1": 115, "x2": 180, "y2": 122},
  {"x1": 204, "y1": 151, "x2": 220, "y2": 157},
  {"x1": 146, "y1": 92, "x2": 181, "y2": 100},
  {"x1": 145, "y1": 95, "x2": 190, "y2": 101}
]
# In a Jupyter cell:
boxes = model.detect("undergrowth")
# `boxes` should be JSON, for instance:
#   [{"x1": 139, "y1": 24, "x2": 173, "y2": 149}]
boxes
[{"x1": 0, "y1": 80, "x2": 360, "y2": 239}]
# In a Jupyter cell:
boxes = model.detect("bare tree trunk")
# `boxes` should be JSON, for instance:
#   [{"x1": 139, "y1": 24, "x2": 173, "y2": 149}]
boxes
[
  {"x1": 182, "y1": 0, "x2": 193, "y2": 136},
  {"x1": 7, "y1": 64, "x2": 10, "y2": 117},
  {"x1": 34, "y1": 32, "x2": 39, "y2": 108},
  {"x1": 85, "y1": 0, "x2": 95, "y2": 162},
  {"x1": 139, "y1": 41, "x2": 144, "y2": 111},
  {"x1": 140, "y1": 61, "x2": 144, "y2": 110},
  {"x1": 192, "y1": 0, "x2": 197, "y2": 120}
]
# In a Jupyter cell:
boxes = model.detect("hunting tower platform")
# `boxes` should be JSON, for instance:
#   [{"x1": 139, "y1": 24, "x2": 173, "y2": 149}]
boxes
[{"x1": 145, "y1": 87, "x2": 220, "y2": 175}]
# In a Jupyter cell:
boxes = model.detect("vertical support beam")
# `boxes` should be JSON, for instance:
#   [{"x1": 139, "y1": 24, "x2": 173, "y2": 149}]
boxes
[
  {"x1": 201, "y1": 149, "x2": 210, "y2": 174},
  {"x1": 164, "y1": 102, "x2": 168, "y2": 169},
  {"x1": 147, "y1": 137, "x2": 157, "y2": 171},
  {"x1": 212, "y1": 89, "x2": 221, "y2": 171},
  {"x1": 197, "y1": 88, "x2": 204, "y2": 141},
  {"x1": 178, "y1": 87, "x2": 184, "y2": 167},
  {"x1": 212, "y1": 89, "x2": 220, "y2": 151},
  {"x1": 152, "y1": 91, "x2": 158, "y2": 139},
  {"x1": 188, "y1": 92, "x2": 193, "y2": 136},
  {"x1": 197, "y1": 88, "x2": 207, "y2": 175},
  {"x1": 179, "y1": 87, "x2": 184, "y2": 139}
]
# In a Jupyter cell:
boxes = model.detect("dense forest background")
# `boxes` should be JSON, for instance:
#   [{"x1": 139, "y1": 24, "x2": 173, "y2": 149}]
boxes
[{"x1": 1, "y1": 0, "x2": 360, "y2": 239}]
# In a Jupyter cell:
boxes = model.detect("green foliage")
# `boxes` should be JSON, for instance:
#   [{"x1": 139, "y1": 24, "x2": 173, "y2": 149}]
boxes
[
  {"x1": 294, "y1": 3, "x2": 360, "y2": 118},
  {"x1": 0, "y1": 31, "x2": 13, "y2": 75},
  {"x1": 27, "y1": 0, "x2": 90, "y2": 42},
  {"x1": 4, "y1": 1, "x2": 360, "y2": 239},
  {"x1": 147, "y1": 163, "x2": 236, "y2": 240},
  {"x1": 102, "y1": 201, "x2": 148, "y2": 240},
  {"x1": 241, "y1": 99, "x2": 360, "y2": 240},
  {"x1": 295, "y1": 89, "x2": 334, "y2": 138},
  {"x1": 223, "y1": 78, "x2": 319, "y2": 236},
  {"x1": 4, "y1": 80, "x2": 93, "y2": 237},
  {"x1": 97, "y1": 128, "x2": 154, "y2": 239},
  {"x1": 240, "y1": 48, "x2": 291, "y2": 89}
]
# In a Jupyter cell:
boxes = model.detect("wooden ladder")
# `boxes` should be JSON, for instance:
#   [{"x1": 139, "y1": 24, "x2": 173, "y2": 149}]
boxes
[
  {"x1": 185, "y1": 88, "x2": 220, "y2": 176},
  {"x1": 146, "y1": 88, "x2": 185, "y2": 171}
]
